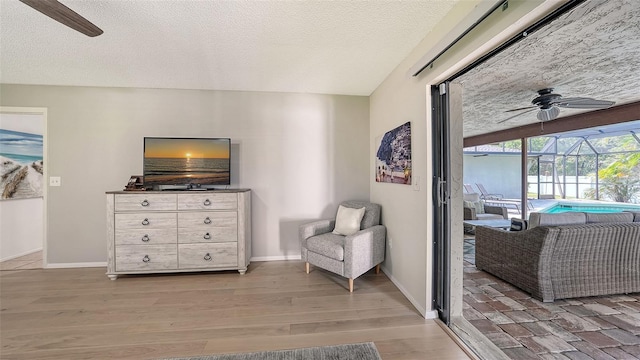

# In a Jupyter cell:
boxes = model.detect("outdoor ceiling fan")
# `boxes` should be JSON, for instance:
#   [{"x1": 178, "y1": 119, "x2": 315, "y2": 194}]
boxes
[
  {"x1": 19, "y1": 0, "x2": 103, "y2": 37},
  {"x1": 498, "y1": 88, "x2": 615, "y2": 123}
]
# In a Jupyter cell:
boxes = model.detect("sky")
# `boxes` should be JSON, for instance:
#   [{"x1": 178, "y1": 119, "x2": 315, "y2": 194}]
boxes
[{"x1": 144, "y1": 138, "x2": 230, "y2": 159}]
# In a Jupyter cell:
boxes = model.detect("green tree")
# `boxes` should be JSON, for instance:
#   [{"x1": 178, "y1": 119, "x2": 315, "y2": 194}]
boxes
[{"x1": 597, "y1": 153, "x2": 640, "y2": 203}]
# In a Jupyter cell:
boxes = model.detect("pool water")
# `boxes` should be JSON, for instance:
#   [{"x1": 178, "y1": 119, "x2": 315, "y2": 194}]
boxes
[{"x1": 542, "y1": 202, "x2": 640, "y2": 214}]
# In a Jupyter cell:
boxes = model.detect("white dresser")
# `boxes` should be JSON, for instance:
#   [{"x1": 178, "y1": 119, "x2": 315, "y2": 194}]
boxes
[{"x1": 106, "y1": 190, "x2": 251, "y2": 280}]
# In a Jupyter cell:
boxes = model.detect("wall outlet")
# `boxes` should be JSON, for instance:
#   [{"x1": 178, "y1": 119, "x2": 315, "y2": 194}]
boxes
[{"x1": 49, "y1": 176, "x2": 61, "y2": 187}]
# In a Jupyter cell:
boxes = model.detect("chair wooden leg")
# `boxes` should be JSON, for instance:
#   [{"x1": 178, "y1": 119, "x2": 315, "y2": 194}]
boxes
[
  {"x1": 305, "y1": 262, "x2": 309, "y2": 274},
  {"x1": 375, "y1": 264, "x2": 380, "y2": 274},
  {"x1": 349, "y1": 278, "x2": 354, "y2": 292}
]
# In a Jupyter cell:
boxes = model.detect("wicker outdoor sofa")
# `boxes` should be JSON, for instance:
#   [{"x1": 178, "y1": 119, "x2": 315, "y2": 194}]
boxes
[{"x1": 475, "y1": 211, "x2": 640, "y2": 302}]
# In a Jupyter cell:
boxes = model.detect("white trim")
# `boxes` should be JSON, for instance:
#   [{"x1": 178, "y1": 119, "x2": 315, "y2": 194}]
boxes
[
  {"x1": 250, "y1": 255, "x2": 302, "y2": 262},
  {"x1": 0, "y1": 106, "x2": 48, "y2": 269},
  {"x1": 46, "y1": 262, "x2": 107, "y2": 269},
  {"x1": 0, "y1": 106, "x2": 48, "y2": 115},
  {"x1": 0, "y1": 248, "x2": 43, "y2": 262},
  {"x1": 381, "y1": 265, "x2": 431, "y2": 318}
]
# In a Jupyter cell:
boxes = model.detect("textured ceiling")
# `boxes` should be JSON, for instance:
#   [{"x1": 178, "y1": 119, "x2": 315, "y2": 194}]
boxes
[
  {"x1": 458, "y1": 0, "x2": 640, "y2": 137},
  {"x1": 0, "y1": 0, "x2": 458, "y2": 96}
]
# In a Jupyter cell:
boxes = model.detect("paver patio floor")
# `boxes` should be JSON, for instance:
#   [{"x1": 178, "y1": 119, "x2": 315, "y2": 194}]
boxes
[{"x1": 463, "y1": 236, "x2": 640, "y2": 359}]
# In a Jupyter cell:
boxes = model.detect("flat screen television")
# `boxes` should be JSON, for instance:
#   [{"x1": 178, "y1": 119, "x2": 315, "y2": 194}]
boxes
[{"x1": 143, "y1": 137, "x2": 230, "y2": 190}]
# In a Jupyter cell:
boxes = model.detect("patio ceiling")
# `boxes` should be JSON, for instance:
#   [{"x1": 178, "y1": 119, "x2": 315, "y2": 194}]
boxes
[{"x1": 457, "y1": 0, "x2": 640, "y2": 138}]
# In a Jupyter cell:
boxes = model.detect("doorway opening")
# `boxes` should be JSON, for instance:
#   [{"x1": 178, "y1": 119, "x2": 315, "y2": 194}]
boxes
[{"x1": 0, "y1": 107, "x2": 48, "y2": 270}]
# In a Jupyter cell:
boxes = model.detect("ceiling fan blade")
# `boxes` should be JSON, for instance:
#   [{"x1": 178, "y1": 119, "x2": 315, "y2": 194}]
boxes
[
  {"x1": 20, "y1": 0, "x2": 103, "y2": 37},
  {"x1": 497, "y1": 108, "x2": 537, "y2": 123},
  {"x1": 505, "y1": 105, "x2": 537, "y2": 113},
  {"x1": 551, "y1": 97, "x2": 615, "y2": 109}
]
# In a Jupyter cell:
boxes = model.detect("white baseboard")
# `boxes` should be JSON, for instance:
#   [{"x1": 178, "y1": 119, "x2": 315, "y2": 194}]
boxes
[
  {"x1": 381, "y1": 265, "x2": 436, "y2": 319},
  {"x1": 251, "y1": 255, "x2": 302, "y2": 262},
  {"x1": 46, "y1": 262, "x2": 107, "y2": 269},
  {"x1": 1, "y1": 247, "x2": 43, "y2": 262}
]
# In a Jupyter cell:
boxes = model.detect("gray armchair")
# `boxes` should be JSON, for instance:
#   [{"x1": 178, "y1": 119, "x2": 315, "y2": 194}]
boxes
[{"x1": 299, "y1": 201, "x2": 386, "y2": 292}]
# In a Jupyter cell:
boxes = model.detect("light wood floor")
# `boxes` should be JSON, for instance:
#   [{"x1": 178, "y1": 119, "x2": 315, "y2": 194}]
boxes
[{"x1": 0, "y1": 261, "x2": 472, "y2": 360}]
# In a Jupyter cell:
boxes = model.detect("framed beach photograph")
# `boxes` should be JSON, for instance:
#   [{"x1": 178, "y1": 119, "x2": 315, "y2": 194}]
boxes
[
  {"x1": 375, "y1": 121, "x2": 412, "y2": 185},
  {"x1": 0, "y1": 114, "x2": 44, "y2": 200}
]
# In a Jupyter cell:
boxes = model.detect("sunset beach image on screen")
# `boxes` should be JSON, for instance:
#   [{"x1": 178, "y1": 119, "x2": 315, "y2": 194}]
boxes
[{"x1": 143, "y1": 138, "x2": 230, "y2": 187}]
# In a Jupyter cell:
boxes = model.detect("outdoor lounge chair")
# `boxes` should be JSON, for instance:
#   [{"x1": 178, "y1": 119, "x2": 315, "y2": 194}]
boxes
[
  {"x1": 483, "y1": 198, "x2": 522, "y2": 214},
  {"x1": 476, "y1": 183, "x2": 503, "y2": 200}
]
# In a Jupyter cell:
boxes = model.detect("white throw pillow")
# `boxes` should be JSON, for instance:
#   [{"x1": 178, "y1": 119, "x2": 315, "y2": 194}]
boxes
[
  {"x1": 332, "y1": 205, "x2": 366, "y2": 236},
  {"x1": 463, "y1": 200, "x2": 484, "y2": 214}
]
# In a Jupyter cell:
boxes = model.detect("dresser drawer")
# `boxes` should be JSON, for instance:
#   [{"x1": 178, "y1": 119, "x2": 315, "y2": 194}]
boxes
[
  {"x1": 177, "y1": 193, "x2": 237, "y2": 210},
  {"x1": 178, "y1": 212, "x2": 237, "y2": 243},
  {"x1": 115, "y1": 228, "x2": 177, "y2": 245},
  {"x1": 115, "y1": 194, "x2": 177, "y2": 211},
  {"x1": 115, "y1": 213, "x2": 177, "y2": 230},
  {"x1": 178, "y1": 243, "x2": 237, "y2": 269},
  {"x1": 115, "y1": 245, "x2": 177, "y2": 271}
]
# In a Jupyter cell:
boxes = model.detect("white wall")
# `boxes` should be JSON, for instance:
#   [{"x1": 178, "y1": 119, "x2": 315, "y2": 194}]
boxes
[
  {"x1": 0, "y1": 198, "x2": 43, "y2": 261},
  {"x1": 0, "y1": 85, "x2": 369, "y2": 265},
  {"x1": 370, "y1": 0, "x2": 550, "y2": 316},
  {"x1": 463, "y1": 154, "x2": 521, "y2": 198}
]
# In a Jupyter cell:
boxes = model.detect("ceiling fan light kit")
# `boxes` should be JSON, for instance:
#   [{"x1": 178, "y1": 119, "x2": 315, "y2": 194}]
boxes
[{"x1": 537, "y1": 106, "x2": 560, "y2": 121}]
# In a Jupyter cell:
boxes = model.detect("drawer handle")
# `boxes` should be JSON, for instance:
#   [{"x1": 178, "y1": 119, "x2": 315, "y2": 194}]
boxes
[
  {"x1": 142, "y1": 255, "x2": 150, "y2": 263},
  {"x1": 204, "y1": 217, "x2": 212, "y2": 224},
  {"x1": 204, "y1": 232, "x2": 211, "y2": 240},
  {"x1": 141, "y1": 218, "x2": 150, "y2": 226},
  {"x1": 141, "y1": 199, "x2": 150, "y2": 207},
  {"x1": 141, "y1": 234, "x2": 150, "y2": 242},
  {"x1": 203, "y1": 199, "x2": 211, "y2": 206},
  {"x1": 204, "y1": 253, "x2": 212, "y2": 261}
]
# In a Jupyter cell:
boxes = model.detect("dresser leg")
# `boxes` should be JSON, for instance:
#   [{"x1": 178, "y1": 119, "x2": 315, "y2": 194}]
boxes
[
  {"x1": 238, "y1": 269, "x2": 246, "y2": 275},
  {"x1": 107, "y1": 275, "x2": 118, "y2": 281}
]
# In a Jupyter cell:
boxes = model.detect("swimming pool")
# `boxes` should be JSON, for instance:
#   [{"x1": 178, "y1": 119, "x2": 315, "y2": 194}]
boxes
[{"x1": 541, "y1": 201, "x2": 640, "y2": 214}]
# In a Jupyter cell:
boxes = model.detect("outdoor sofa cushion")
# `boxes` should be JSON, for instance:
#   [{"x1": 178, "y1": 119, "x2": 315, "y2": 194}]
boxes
[
  {"x1": 528, "y1": 212, "x2": 586, "y2": 228},
  {"x1": 585, "y1": 212, "x2": 634, "y2": 223}
]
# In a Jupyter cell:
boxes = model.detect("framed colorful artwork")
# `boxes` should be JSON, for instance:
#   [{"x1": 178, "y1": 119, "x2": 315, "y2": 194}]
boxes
[{"x1": 375, "y1": 122, "x2": 411, "y2": 185}]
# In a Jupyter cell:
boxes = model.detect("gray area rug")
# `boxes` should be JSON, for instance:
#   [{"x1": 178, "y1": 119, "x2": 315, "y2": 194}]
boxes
[{"x1": 162, "y1": 342, "x2": 382, "y2": 360}]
